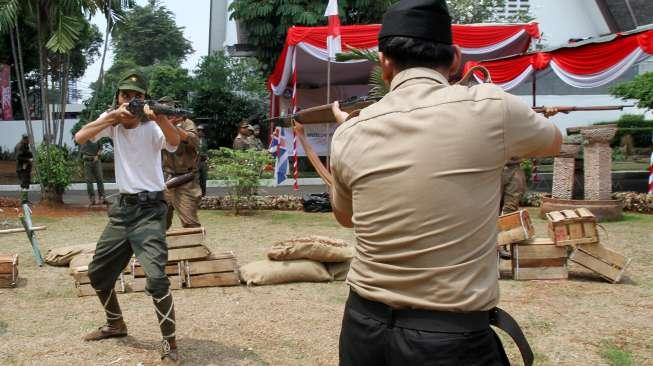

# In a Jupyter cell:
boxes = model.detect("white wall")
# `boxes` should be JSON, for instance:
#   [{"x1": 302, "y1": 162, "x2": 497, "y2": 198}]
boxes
[
  {"x1": 530, "y1": 0, "x2": 610, "y2": 47},
  {"x1": 0, "y1": 120, "x2": 78, "y2": 152}
]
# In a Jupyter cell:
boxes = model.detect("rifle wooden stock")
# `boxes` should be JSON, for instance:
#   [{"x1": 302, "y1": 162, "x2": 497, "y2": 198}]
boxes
[
  {"x1": 269, "y1": 97, "x2": 378, "y2": 127},
  {"x1": 532, "y1": 105, "x2": 634, "y2": 114}
]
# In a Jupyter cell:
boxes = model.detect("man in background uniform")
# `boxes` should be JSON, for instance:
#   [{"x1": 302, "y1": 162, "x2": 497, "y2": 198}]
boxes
[
  {"x1": 233, "y1": 121, "x2": 253, "y2": 150},
  {"x1": 81, "y1": 140, "x2": 107, "y2": 205},
  {"x1": 329, "y1": 1, "x2": 562, "y2": 365},
  {"x1": 15, "y1": 134, "x2": 32, "y2": 204},
  {"x1": 501, "y1": 157, "x2": 527, "y2": 214},
  {"x1": 248, "y1": 124, "x2": 265, "y2": 150},
  {"x1": 159, "y1": 96, "x2": 202, "y2": 229},
  {"x1": 197, "y1": 124, "x2": 209, "y2": 197}
]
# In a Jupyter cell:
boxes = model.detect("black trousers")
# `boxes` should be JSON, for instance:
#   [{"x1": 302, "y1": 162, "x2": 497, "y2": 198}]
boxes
[{"x1": 339, "y1": 291, "x2": 510, "y2": 366}]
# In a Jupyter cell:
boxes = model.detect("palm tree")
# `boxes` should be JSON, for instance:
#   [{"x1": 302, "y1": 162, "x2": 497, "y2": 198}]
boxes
[{"x1": 336, "y1": 47, "x2": 388, "y2": 99}]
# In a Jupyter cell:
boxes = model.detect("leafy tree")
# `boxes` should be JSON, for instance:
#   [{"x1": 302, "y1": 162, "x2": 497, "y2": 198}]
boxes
[
  {"x1": 148, "y1": 63, "x2": 192, "y2": 102},
  {"x1": 447, "y1": 0, "x2": 532, "y2": 24},
  {"x1": 111, "y1": 0, "x2": 193, "y2": 66},
  {"x1": 191, "y1": 53, "x2": 268, "y2": 148},
  {"x1": 208, "y1": 147, "x2": 273, "y2": 215},
  {"x1": 612, "y1": 72, "x2": 653, "y2": 110},
  {"x1": 230, "y1": 0, "x2": 396, "y2": 73}
]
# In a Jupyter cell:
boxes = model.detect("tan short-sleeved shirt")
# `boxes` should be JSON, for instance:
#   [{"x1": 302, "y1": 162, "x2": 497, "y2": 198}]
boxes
[
  {"x1": 330, "y1": 67, "x2": 557, "y2": 312},
  {"x1": 162, "y1": 118, "x2": 200, "y2": 175}
]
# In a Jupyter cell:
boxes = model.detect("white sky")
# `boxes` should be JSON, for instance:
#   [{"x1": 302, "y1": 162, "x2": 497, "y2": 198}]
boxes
[{"x1": 78, "y1": 0, "x2": 210, "y2": 100}]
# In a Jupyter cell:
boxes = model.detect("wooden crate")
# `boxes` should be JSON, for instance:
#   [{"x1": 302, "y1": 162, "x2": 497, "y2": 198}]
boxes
[
  {"x1": 167, "y1": 227, "x2": 205, "y2": 249},
  {"x1": 168, "y1": 245, "x2": 211, "y2": 262},
  {"x1": 184, "y1": 252, "x2": 240, "y2": 288},
  {"x1": 131, "y1": 260, "x2": 182, "y2": 278},
  {"x1": 569, "y1": 244, "x2": 631, "y2": 283},
  {"x1": 546, "y1": 208, "x2": 599, "y2": 247},
  {"x1": 126, "y1": 275, "x2": 184, "y2": 292},
  {"x1": 511, "y1": 238, "x2": 568, "y2": 280},
  {"x1": 75, "y1": 274, "x2": 125, "y2": 297},
  {"x1": 0, "y1": 254, "x2": 18, "y2": 288},
  {"x1": 497, "y1": 210, "x2": 535, "y2": 246}
]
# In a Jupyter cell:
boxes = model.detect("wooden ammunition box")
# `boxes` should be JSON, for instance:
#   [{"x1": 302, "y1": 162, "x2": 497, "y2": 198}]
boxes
[
  {"x1": 166, "y1": 227, "x2": 205, "y2": 249},
  {"x1": 497, "y1": 210, "x2": 535, "y2": 246},
  {"x1": 75, "y1": 274, "x2": 125, "y2": 297},
  {"x1": 546, "y1": 208, "x2": 599, "y2": 247},
  {"x1": 569, "y1": 244, "x2": 631, "y2": 283},
  {"x1": 184, "y1": 252, "x2": 240, "y2": 288},
  {"x1": 126, "y1": 275, "x2": 184, "y2": 292},
  {"x1": 0, "y1": 254, "x2": 18, "y2": 288},
  {"x1": 511, "y1": 238, "x2": 568, "y2": 280}
]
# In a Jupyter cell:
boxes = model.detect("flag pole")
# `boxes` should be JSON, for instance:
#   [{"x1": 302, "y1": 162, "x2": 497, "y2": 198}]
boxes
[{"x1": 326, "y1": 55, "x2": 332, "y2": 171}]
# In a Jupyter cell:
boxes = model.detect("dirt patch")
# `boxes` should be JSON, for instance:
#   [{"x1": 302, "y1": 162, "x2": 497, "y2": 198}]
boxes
[
  {"x1": 0, "y1": 199, "x2": 106, "y2": 220},
  {"x1": 0, "y1": 209, "x2": 651, "y2": 365}
]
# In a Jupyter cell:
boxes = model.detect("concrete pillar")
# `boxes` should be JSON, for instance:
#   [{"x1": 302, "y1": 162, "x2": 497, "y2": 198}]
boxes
[{"x1": 581, "y1": 127, "x2": 617, "y2": 201}]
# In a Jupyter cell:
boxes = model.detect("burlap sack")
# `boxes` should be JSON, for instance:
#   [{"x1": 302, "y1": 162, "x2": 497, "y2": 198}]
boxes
[
  {"x1": 325, "y1": 260, "x2": 351, "y2": 281},
  {"x1": 239, "y1": 259, "x2": 332, "y2": 285},
  {"x1": 68, "y1": 252, "x2": 95, "y2": 273},
  {"x1": 44, "y1": 244, "x2": 95, "y2": 267},
  {"x1": 267, "y1": 236, "x2": 354, "y2": 262}
]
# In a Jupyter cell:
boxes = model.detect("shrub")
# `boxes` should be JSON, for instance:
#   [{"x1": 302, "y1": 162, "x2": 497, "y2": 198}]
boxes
[
  {"x1": 208, "y1": 148, "x2": 273, "y2": 214},
  {"x1": 36, "y1": 144, "x2": 79, "y2": 202}
]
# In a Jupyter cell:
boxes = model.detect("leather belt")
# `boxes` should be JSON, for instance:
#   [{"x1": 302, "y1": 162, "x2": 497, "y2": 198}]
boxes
[
  {"x1": 119, "y1": 191, "x2": 165, "y2": 205},
  {"x1": 348, "y1": 291, "x2": 534, "y2": 366}
]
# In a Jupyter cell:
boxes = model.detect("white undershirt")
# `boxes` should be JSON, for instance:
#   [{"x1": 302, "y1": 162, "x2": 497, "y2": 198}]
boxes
[{"x1": 93, "y1": 115, "x2": 177, "y2": 193}]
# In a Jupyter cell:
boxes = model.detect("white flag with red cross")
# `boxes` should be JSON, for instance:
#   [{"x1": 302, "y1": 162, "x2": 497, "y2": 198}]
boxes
[{"x1": 324, "y1": 0, "x2": 342, "y2": 59}]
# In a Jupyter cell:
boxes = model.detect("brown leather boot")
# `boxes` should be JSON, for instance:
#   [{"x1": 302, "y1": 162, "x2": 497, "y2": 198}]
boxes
[
  {"x1": 83, "y1": 321, "x2": 128, "y2": 341},
  {"x1": 161, "y1": 339, "x2": 180, "y2": 366}
]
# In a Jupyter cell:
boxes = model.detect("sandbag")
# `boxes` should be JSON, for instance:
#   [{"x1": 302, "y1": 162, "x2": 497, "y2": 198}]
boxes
[
  {"x1": 267, "y1": 236, "x2": 354, "y2": 262},
  {"x1": 44, "y1": 244, "x2": 95, "y2": 267},
  {"x1": 68, "y1": 252, "x2": 95, "y2": 272},
  {"x1": 325, "y1": 260, "x2": 351, "y2": 281},
  {"x1": 239, "y1": 259, "x2": 332, "y2": 286}
]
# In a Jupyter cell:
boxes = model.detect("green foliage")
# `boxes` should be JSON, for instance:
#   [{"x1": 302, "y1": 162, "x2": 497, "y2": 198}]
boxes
[
  {"x1": 208, "y1": 148, "x2": 273, "y2": 214},
  {"x1": 191, "y1": 53, "x2": 268, "y2": 148},
  {"x1": 594, "y1": 114, "x2": 653, "y2": 148},
  {"x1": 446, "y1": 0, "x2": 532, "y2": 24},
  {"x1": 35, "y1": 144, "x2": 78, "y2": 194},
  {"x1": 111, "y1": 1, "x2": 193, "y2": 66},
  {"x1": 148, "y1": 63, "x2": 192, "y2": 102},
  {"x1": 520, "y1": 159, "x2": 533, "y2": 185},
  {"x1": 230, "y1": 0, "x2": 396, "y2": 73},
  {"x1": 612, "y1": 72, "x2": 653, "y2": 109},
  {"x1": 599, "y1": 341, "x2": 633, "y2": 366}
]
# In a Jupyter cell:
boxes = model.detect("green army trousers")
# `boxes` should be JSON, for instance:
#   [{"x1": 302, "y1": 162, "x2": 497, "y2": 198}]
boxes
[
  {"x1": 88, "y1": 197, "x2": 170, "y2": 298},
  {"x1": 84, "y1": 159, "x2": 105, "y2": 197}
]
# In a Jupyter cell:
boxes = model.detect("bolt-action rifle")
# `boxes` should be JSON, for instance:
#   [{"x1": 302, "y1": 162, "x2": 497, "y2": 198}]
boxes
[{"x1": 126, "y1": 99, "x2": 192, "y2": 120}]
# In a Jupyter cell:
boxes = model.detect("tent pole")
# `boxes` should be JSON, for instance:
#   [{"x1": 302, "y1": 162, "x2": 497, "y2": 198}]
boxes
[{"x1": 532, "y1": 72, "x2": 537, "y2": 107}]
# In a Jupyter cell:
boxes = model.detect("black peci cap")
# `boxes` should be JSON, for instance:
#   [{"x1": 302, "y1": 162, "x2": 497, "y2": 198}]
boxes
[{"x1": 378, "y1": 0, "x2": 452, "y2": 45}]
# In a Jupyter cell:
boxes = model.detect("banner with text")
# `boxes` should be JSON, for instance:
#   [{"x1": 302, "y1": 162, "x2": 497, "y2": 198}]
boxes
[
  {"x1": 1, "y1": 64, "x2": 12, "y2": 121},
  {"x1": 287, "y1": 123, "x2": 338, "y2": 156}
]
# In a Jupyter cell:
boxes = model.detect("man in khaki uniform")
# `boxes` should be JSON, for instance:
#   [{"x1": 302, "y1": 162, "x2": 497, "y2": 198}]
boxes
[
  {"x1": 247, "y1": 124, "x2": 265, "y2": 150},
  {"x1": 233, "y1": 121, "x2": 253, "y2": 150},
  {"x1": 501, "y1": 157, "x2": 527, "y2": 214},
  {"x1": 329, "y1": 1, "x2": 562, "y2": 365},
  {"x1": 159, "y1": 96, "x2": 202, "y2": 229}
]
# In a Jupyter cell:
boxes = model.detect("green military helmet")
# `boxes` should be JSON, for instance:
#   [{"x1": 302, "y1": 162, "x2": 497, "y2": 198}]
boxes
[
  {"x1": 157, "y1": 96, "x2": 179, "y2": 107},
  {"x1": 117, "y1": 69, "x2": 148, "y2": 95}
]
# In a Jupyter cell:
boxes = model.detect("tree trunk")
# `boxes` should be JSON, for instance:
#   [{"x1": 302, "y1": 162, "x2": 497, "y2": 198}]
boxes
[
  {"x1": 58, "y1": 54, "x2": 70, "y2": 146},
  {"x1": 36, "y1": 6, "x2": 52, "y2": 145},
  {"x1": 41, "y1": 189, "x2": 65, "y2": 206},
  {"x1": 97, "y1": 2, "x2": 113, "y2": 90},
  {"x1": 11, "y1": 20, "x2": 37, "y2": 155}
]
